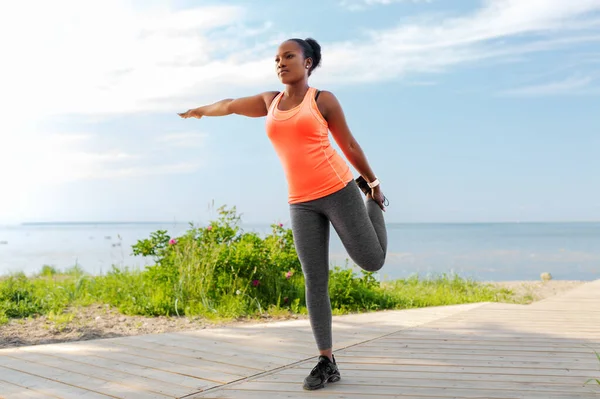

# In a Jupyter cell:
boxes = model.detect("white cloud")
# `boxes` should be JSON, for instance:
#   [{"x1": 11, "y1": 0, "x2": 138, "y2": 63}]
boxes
[
  {"x1": 0, "y1": 1, "x2": 262, "y2": 221},
  {"x1": 499, "y1": 76, "x2": 595, "y2": 97},
  {"x1": 340, "y1": 0, "x2": 432, "y2": 12},
  {"x1": 0, "y1": 127, "x2": 205, "y2": 222},
  {"x1": 1, "y1": 0, "x2": 600, "y2": 223},
  {"x1": 2, "y1": 0, "x2": 598, "y2": 117},
  {"x1": 0, "y1": 1, "x2": 267, "y2": 118},
  {"x1": 316, "y1": 0, "x2": 600, "y2": 84}
]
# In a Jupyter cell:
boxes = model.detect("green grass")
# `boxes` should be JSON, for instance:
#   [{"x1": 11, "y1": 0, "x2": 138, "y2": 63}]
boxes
[
  {"x1": 0, "y1": 267, "x2": 515, "y2": 325},
  {"x1": 585, "y1": 348, "x2": 600, "y2": 387},
  {"x1": 381, "y1": 273, "x2": 514, "y2": 308},
  {"x1": 0, "y1": 205, "x2": 517, "y2": 325}
]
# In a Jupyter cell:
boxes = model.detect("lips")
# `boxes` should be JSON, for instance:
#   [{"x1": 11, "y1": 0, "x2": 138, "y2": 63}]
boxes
[{"x1": 279, "y1": 70, "x2": 289, "y2": 75}]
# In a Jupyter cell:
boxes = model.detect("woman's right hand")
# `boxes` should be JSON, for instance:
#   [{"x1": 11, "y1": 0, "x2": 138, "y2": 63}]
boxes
[
  {"x1": 371, "y1": 185, "x2": 387, "y2": 211},
  {"x1": 178, "y1": 108, "x2": 203, "y2": 119}
]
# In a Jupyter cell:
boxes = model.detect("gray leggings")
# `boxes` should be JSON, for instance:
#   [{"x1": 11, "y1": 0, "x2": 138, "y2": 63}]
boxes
[{"x1": 290, "y1": 181, "x2": 388, "y2": 350}]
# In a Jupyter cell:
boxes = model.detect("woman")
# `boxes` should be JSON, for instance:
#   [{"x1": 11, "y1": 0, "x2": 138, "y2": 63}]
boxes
[{"x1": 179, "y1": 37, "x2": 388, "y2": 391}]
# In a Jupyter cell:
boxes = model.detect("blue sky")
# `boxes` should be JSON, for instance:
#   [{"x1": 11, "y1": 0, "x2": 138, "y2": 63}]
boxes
[{"x1": 0, "y1": 0, "x2": 599, "y2": 225}]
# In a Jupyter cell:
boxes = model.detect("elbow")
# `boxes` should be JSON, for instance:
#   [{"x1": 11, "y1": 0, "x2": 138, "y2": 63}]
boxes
[
  {"x1": 344, "y1": 141, "x2": 362, "y2": 160},
  {"x1": 223, "y1": 98, "x2": 234, "y2": 115}
]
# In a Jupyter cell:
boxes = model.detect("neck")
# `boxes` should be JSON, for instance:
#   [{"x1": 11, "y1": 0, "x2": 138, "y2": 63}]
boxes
[{"x1": 284, "y1": 79, "x2": 310, "y2": 98}]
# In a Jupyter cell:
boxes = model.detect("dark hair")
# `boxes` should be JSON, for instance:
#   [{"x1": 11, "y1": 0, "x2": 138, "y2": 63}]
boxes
[{"x1": 289, "y1": 37, "x2": 322, "y2": 76}]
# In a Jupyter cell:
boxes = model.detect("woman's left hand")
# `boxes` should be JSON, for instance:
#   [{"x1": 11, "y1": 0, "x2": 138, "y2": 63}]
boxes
[{"x1": 371, "y1": 186, "x2": 386, "y2": 211}]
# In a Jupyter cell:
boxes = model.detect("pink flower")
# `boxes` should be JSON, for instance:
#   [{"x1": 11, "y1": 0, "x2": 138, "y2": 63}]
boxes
[
  {"x1": 168, "y1": 238, "x2": 177, "y2": 245},
  {"x1": 207, "y1": 225, "x2": 213, "y2": 231},
  {"x1": 278, "y1": 223, "x2": 283, "y2": 228},
  {"x1": 285, "y1": 271, "x2": 293, "y2": 279},
  {"x1": 252, "y1": 279, "x2": 260, "y2": 287}
]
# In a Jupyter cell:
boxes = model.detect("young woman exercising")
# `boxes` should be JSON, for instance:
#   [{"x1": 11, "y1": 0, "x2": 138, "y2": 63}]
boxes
[{"x1": 179, "y1": 37, "x2": 388, "y2": 391}]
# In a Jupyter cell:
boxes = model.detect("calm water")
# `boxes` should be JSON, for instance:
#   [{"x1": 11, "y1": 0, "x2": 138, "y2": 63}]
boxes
[{"x1": 0, "y1": 222, "x2": 598, "y2": 282}]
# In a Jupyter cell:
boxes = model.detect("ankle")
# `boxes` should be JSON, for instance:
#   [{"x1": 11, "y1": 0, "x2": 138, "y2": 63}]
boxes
[{"x1": 319, "y1": 349, "x2": 333, "y2": 362}]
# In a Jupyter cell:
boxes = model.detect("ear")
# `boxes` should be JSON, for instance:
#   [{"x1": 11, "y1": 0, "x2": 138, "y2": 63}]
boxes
[{"x1": 305, "y1": 57, "x2": 313, "y2": 70}]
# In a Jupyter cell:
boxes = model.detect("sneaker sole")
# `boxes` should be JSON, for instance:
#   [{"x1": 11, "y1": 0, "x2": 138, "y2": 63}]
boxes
[{"x1": 303, "y1": 374, "x2": 341, "y2": 391}]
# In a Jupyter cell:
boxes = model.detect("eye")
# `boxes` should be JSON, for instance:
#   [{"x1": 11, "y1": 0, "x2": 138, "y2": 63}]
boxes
[{"x1": 286, "y1": 54, "x2": 294, "y2": 59}]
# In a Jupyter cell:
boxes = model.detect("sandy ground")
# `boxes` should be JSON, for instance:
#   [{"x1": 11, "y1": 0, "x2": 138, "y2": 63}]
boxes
[
  {"x1": 491, "y1": 280, "x2": 585, "y2": 303},
  {"x1": 0, "y1": 280, "x2": 587, "y2": 349}
]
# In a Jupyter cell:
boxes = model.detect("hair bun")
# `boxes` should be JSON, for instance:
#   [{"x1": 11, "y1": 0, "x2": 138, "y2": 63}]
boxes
[{"x1": 305, "y1": 38, "x2": 322, "y2": 69}]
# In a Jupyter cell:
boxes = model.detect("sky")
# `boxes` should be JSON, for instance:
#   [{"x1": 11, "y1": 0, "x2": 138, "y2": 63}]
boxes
[{"x1": 0, "y1": 0, "x2": 599, "y2": 225}]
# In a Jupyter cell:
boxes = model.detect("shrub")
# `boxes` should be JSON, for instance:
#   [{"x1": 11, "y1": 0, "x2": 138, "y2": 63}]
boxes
[{"x1": 0, "y1": 204, "x2": 515, "y2": 323}]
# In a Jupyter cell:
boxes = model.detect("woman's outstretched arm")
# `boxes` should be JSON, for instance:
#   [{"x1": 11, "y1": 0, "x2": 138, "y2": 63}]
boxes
[{"x1": 178, "y1": 91, "x2": 279, "y2": 119}]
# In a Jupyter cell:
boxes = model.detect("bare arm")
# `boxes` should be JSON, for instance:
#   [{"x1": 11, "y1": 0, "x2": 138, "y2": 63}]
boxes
[
  {"x1": 319, "y1": 91, "x2": 377, "y2": 182},
  {"x1": 319, "y1": 91, "x2": 386, "y2": 209},
  {"x1": 179, "y1": 91, "x2": 279, "y2": 119}
]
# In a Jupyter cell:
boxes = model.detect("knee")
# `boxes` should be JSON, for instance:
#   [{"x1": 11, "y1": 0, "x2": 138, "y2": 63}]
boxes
[
  {"x1": 360, "y1": 255, "x2": 385, "y2": 272},
  {"x1": 304, "y1": 275, "x2": 329, "y2": 295}
]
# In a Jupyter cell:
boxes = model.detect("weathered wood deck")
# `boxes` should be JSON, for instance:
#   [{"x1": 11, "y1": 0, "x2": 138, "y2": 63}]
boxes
[{"x1": 1, "y1": 280, "x2": 599, "y2": 398}]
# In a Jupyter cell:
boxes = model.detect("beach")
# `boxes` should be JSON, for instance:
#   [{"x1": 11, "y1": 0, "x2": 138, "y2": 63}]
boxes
[
  {"x1": 0, "y1": 279, "x2": 585, "y2": 349},
  {"x1": 1, "y1": 220, "x2": 598, "y2": 349}
]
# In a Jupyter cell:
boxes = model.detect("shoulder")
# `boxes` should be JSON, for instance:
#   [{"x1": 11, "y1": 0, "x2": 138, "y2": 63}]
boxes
[
  {"x1": 314, "y1": 90, "x2": 343, "y2": 119},
  {"x1": 262, "y1": 91, "x2": 281, "y2": 107},
  {"x1": 315, "y1": 89, "x2": 336, "y2": 101},
  {"x1": 315, "y1": 90, "x2": 343, "y2": 109}
]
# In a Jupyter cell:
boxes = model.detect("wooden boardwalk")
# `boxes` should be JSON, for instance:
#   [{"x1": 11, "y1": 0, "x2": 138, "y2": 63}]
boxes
[{"x1": 1, "y1": 280, "x2": 599, "y2": 398}]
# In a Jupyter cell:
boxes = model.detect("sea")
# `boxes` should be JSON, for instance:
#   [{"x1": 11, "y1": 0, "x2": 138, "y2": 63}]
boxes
[{"x1": 0, "y1": 222, "x2": 598, "y2": 282}]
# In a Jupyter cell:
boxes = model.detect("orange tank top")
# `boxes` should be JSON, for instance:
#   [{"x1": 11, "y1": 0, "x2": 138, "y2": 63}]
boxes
[{"x1": 265, "y1": 87, "x2": 353, "y2": 204}]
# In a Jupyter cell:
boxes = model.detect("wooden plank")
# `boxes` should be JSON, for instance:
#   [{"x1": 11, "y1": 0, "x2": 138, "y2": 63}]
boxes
[
  {"x1": 3, "y1": 280, "x2": 599, "y2": 398},
  {"x1": 332, "y1": 354, "x2": 599, "y2": 369},
  {"x1": 3, "y1": 352, "x2": 194, "y2": 398},
  {"x1": 173, "y1": 331, "x2": 317, "y2": 355},
  {"x1": 323, "y1": 361, "x2": 598, "y2": 377},
  {"x1": 365, "y1": 341, "x2": 597, "y2": 353},
  {"x1": 254, "y1": 373, "x2": 593, "y2": 394},
  {"x1": 18, "y1": 340, "x2": 263, "y2": 377},
  {"x1": 200, "y1": 381, "x2": 598, "y2": 399},
  {"x1": 390, "y1": 329, "x2": 598, "y2": 345},
  {"x1": 390, "y1": 329, "x2": 600, "y2": 339},
  {"x1": 0, "y1": 364, "x2": 113, "y2": 399},
  {"x1": 275, "y1": 367, "x2": 594, "y2": 384},
  {"x1": 199, "y1": 390, "x2": 446, "y2": 399},
  {"x1": 431, "y1": 320, "x2": 600, "y2": 326},
  {"x1": 107, "y1": 338, "x2": 284, "y2": 371},
  {"x1": 199, "y1": 391, "x2": 445, "y2": 399},
  {"x1": 73, "y1": 349, "x2": 240, "y2": 384},
  {"x1": 130, "y1": 332, "x2": 309, "y2": 361},
  {"x1": 373, "y1": 336, "x2": 597, "y2": 348},
  {"x1": 0, "y1": 357, "x2": 166, "y2": 399},
  {"x1": 10, "y1": 349, "x2": 213, "y2": 390},
  {"x1": 341, "y1": 347, "x2": 598, "y2": 360},
  {"x1": 0, "y1": 379, "x2": 55, "y2": 399}
]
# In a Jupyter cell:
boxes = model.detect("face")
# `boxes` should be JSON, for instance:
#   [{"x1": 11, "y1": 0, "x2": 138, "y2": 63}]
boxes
[{"x1": 275, "y1": 40, "x2": 311, "y2": 84}]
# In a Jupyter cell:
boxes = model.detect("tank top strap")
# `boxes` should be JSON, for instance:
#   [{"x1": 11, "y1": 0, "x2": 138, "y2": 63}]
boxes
[
  {"x1": 305, "y1": 87, "x2": 317, "y2": 104},
  {"x1": 268, "y1": 91, "x2": 284, "y2": 115},
  {"x1": 297, "y1": 87, "x2": 316, "y2": 112}
]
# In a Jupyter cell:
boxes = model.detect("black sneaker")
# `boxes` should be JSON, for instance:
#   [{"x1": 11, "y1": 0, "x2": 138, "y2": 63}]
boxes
[{"x1": 303, "y1": 355, "x2": 341, "y2": 390}]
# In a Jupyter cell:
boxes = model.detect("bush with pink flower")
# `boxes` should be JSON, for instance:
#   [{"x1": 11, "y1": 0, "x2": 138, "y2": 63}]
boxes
[{"x1": 129, "y1": 205, "x2": 304, "y2": 317}]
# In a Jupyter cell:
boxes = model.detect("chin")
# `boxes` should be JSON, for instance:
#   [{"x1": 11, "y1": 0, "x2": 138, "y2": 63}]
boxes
[{"x1": 278, "y1": 75, "x2": 298, "y2": 84}]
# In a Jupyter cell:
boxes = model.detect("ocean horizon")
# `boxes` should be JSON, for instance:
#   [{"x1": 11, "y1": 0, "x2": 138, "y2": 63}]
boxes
[{"x1": 1, "y1": 221, "x2": 598, "y2": 282}]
